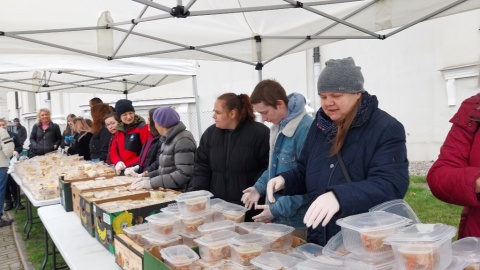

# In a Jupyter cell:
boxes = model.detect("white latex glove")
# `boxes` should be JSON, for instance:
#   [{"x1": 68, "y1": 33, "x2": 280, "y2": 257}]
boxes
[
  {"x1": 130, "y1": 179, "x2": 152, "y2": 190},
  {"x1": 304, "y1": 191, "x2": 340, "y2": 229},
  {"x1": 252, "y1": 204, "x2": 274, "y2": 223},
  {"x1": 13, "y1": 151, "x2": 19, "y2": 158},
  {"x1": 266, "y1": 176, "x2": 285, "y2": 203},
  {"x1": 241, "y1": 187, "x2": 261, "y2": 210},
  {"x1": 115, "y1": 161, "x2": 126, "y2": 175},
  {"x1": 124, "y1": 167, "x2": 139, "y2": 177},
  {"x1": 132, "y1": 165, "x2": 139, "y2": 172}
]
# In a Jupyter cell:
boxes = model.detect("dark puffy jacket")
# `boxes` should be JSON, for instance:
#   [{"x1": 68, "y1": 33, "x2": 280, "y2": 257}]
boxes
[
  {"x1": 191, "y1": 119, "x2": 269, "y2": 211},
  {"x1": 7, "y1": 131, "x2": 23, "y2": 154},
  {"x1": 29, "y1": 122, "x2": 62, "y2": 157},
  {"x1": 68, "y1": 131, "x2": 93, "y2": 160},
  {"x1": 281, "y1": 94, "x2": 409, "y2": 246},
  {"x1": 89, "y1": 125, "x2": 112, "y2": 162}
]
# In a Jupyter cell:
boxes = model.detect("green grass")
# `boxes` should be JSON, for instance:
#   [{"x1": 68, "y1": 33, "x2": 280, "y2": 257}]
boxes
[
  {"x1": 13, "y1": 205, "x2": 66, "y2": 270},
  {"x1": 13, "y1": 177, "x2": 463, "y2": 268}
]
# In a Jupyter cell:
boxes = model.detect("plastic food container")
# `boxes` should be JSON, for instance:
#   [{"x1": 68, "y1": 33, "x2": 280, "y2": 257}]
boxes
[
  {"x1": 452, "y1": 237, "x2": 480, "y2": 270},
  {"x1": 296, "y1": 256, "x2": 352, "y2": 270},
  {"x1": 160, "y1": 244, "x2": 200, "y2": 270},
  {"x1": 211, "y1": 262, "x2": 256, "y2": 269},
  {"x1": 344, "y1": 252, "x2": 396, "y2": 270},
  {"x1": 198, "y1": 220, "x2": 236, "y2": 234},
  {"x1": 175, "y1": 190, "x2": 214, "y2": 216},
  {"x1": 194, "y1": 230, "x2": 239, "y2": 261},
  {"x1": 180, "y1": 211, "x2": 212, "y2": 234},
  {"x1": 195, "y1": 258, "x2": 225, "y2": 269},
  {"x1": 145, "y1": 212, "x2": 179, "y2": 236},
  {"x1": 179, "y1": 231, "x2": 202, "y2": 248},
  {"x1": 254, "y1": 223, "x2": 295, "y2": 250},
  {"x1": 250, "y1": 252, "x2": 303, "y2": 270},
  {"x1": 122, "y1": 223, "x2": 149, "y2": 246},
  {"x1": 290, "y1": 243, "x2": 324, "y2": 260},
  {"x1": 383, "y1": 223, "x2": 457, "y2": 270},
  {"x1": 336, "y1": 211, "x2": 412, "y2": 256},
  {"x1": 237, "y1": 222, "x2": 263, "y2": 235},
  {"x1": 161, "y1": 203, "x2": 181, "y2": 216},
  {"x1": 369, "y1": 199, "x2": 421, "y2": 224},
  {"x1": 215, "y1": 201, "x2": 248, "y2": 223},
  {"x1": 392, "y1": 257, "x2": 468, "y2": 270},
  {"x1": 229, "y1": 233, "x2": 272, "y2": 266},
  {"x1": 141, "y1": 233, "x2": 182, "y2": 249},
  {"x1": 323, "y1": 231, "x2": 350, "y2": 258}
]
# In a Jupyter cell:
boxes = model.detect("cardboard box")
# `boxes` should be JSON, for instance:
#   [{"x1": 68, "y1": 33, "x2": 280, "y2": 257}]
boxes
[
  {"x1": 114, "y1": 234, "x2": 144, "y2": 270},
  {"x1": 72, "y1": 180, "x2": 126, "y2": 218},
  {"x1": 59, "y1": 176, "x2": 96, "y2": 212},
  {"x1": 80, "y1": 191, "x2": 150, "y2": 237},
  {"x1": 94, "y1": 194, "x2": 177, "y2": 254}
]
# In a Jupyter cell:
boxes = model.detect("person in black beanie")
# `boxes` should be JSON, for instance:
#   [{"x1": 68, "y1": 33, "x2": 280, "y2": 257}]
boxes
[{"x1": 109, "y1": 99, "x2": 151, "y2": 175}]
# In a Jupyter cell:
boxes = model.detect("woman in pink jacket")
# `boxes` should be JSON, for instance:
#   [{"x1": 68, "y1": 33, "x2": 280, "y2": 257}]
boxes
[{"x1": 427, "y1": 93, "x2": 480, "y2": 238}]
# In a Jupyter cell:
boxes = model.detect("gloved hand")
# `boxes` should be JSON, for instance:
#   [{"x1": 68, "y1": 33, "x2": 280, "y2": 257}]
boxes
[
  {"x1": 266, "y1": 176, "x2": 285, "y2": 203},
  {"x1": 304, "y1": 191, "x2": 340, "y2": 229},
  {"x1": 130, "y1": 179, "x2": 152, "y2": 190},
  {"x1": 241, "y1": 187, "x2": 261, "y2": 210},
  {"x1": 252, "y1": 204, "x2": 274, "y2": 223},
  {"x1": 13, "y1": 151, "x2": 19, "y2": 158},
  {"x1": 124, "y1": 166, "x2": 139, "y2": 177},
  {"x1": 115, "y1": 161, "x2": 126, "y2": 175}
]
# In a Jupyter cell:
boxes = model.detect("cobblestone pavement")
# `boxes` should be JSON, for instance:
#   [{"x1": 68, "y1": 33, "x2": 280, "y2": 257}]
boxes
[{"x1": 0, "y1": 219, "x2": 23, "y2": 270}]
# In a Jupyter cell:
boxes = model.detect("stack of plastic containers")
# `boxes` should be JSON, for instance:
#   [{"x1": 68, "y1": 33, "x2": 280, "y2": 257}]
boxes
[
  {"x1": 160, "y1": 244, "x2": 200, "y2": 269},
  {"x1": 383, "y1": 223, "x2": 457, "y2": 270},
  {"x1": 198, "y1": 220, "x2": 237, "y2": 234},
  {"x1": 452, "y1": 237, "x2": 480, "y2": 270},
  {"x1": 290, "y1": 243, "x2": 324, "y2": 260},
  {"x1": 228, "y1": 233, "x2": 273, "y2": 266},
  {"x1": 122, "y1": 223, "x2": 150, "y2": 247},
  {"x1": 143, "y1": 212, "x2": 182, "y2": 249},
  {"x1": 212, "y1": 201, "x2": 248, "y2": 223},
  {"x1": 194, "y1": 230, "x2": 239, "y2": 264},
  {"x1": 250, "y1": 252, "x2": 303, "y2": 270},
  {"x1": 254, "y1": 223, "x2": 295, "y2": 253},
  {"x1": 237, "y1": 222, "x2": 263, "y2": 235}
]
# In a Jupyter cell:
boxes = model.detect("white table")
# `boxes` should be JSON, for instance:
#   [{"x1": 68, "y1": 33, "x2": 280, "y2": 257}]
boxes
[
  {"x1": 38, "y1": 204, "x2": 122, "y2": 270},
  {"x1": 10, "y1": 173, "x2": 61, "y2": 239}
]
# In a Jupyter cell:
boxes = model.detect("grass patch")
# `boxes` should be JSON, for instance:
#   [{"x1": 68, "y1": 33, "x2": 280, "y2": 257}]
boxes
[{"x1": 14, "y1": 205, "x2": 66, "y2": 270}]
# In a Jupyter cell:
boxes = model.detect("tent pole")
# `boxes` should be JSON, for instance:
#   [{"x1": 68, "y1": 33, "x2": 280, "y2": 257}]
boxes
[{"x1": 192, "y1": 75, "x2": 202, "y2": 140}]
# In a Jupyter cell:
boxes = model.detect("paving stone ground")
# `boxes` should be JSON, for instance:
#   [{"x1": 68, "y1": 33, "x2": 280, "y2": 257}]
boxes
[{"x1": 0, "y1": 211, "x2": 30, "y2": 270}]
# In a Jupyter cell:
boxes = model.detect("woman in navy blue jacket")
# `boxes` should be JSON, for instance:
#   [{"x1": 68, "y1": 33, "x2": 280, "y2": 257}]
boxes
[{"x1": 266, "y1": 57, "x2": 409, "y2": 246}]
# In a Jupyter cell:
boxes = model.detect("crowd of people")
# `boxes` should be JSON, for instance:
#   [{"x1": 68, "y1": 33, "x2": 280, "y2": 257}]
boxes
[{"x1": 1, "y1": 56, "x2": 478, "y2": 244}]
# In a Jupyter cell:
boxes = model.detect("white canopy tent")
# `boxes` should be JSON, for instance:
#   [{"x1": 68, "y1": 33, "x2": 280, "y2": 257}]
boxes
[{"x1": 1, "y1": 0, "x2": 479, "y2": 77}]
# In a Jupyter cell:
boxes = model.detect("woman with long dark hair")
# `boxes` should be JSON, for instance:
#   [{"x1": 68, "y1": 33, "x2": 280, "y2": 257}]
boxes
[{"x1": 89, "y1": 103, "x2": 113, "y2": 162}]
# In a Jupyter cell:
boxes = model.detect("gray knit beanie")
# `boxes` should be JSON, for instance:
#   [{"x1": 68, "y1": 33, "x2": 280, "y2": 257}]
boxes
[{"x1": 317, "y1": 57, "x2": 365, "y2": 93}]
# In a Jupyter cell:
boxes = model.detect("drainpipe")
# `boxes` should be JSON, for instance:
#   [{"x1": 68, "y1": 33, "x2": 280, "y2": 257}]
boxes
[{"x1": 313, "y1": 47, "x2": 321, "y2": 111}]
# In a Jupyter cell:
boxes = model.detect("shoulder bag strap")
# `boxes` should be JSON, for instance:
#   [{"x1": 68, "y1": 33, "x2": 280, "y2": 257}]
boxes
[{"x1": 336, "y1": 152, "x2": 352, "y2": 183}]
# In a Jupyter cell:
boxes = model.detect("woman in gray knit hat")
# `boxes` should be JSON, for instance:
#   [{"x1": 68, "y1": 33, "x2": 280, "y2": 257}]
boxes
[{"x1": 265, "y1": 57, "x2": 409, "y2": 246}]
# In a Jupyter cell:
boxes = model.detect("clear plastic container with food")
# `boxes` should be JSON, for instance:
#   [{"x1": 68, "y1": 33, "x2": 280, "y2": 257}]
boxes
[
  {"x1": 175, "y1": 190, "x2": 214, "y2": 216},
  {"x1": 194, "y1": 230, "x2": 239, "y2": 261},
  {"x1": 254, "y1": 223, "x2": 295, "y2": 251},
  {"x1": 250, "y1": 252, "x2": 303, "y2": 270},
  {"x1": 215, "y1": 201, "x2": 248, "y2": 223},
  {"x1": 161, "y1": 203, "x2": 181, "y2": 216},
  {"x1": 180, "y1": 211, "x2": 212, "y2": 234},
  {"x1": 198, "y1": 220, "x2": 236, "y2": 235},
  {"x1": 383, "y1": 223, "x2": 457, "y2": 270},
  {"x1": 344, "y1": 252, "x2": 396, "y2": 270},
  {"x1": 211, "y1": 262, "x2": 256, "y2": 270},
  {"x1": 296, "y1": 256, "x2": 353, "y2": 270},
  {"x1": 160, "y1": 244, "x2": 200, "y2": 270},
  {"x1": 336, "y1": 211, "x2": 412, "y2": 256},
  {"x1": 452, "y1": 237, "x2": 480, "y2": 270},
  {"x1": 179, "y1": 231, "x2": 202, "y2": 248},
  {"x1": 290, "y1": 243, "x2": 324, "y2": 260},
  {"x1": 122, "y1": 223, "x2": 149, "y2": 246},
  {"x1": 229, "y1": 233, "x2": 272, "y2": 266},
  {"x1": 141, "y1": 233, "x2": 182, "y2": 249},
  {"x1": 237, "y1": 222, "x2": 263, "y2": 235},
  {"x1": 145, "y1": 212, "x2": 179, "y2": 236},
  {"x1": 195, "y1": 258, "x2": 225, "y2": 269},
  {"x1": 323, "y1": 231, "x2": 350, "y2": 258},
  {"x1": 369, "y1": 199, "x2": 421, "y2": 224}
]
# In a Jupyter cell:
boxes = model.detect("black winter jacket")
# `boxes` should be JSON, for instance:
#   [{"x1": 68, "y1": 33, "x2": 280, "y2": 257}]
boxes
[
  {"x1": 138, "y1": 135, "x2": 163, "y2": 174},
  {"x1": 89, "y1": 126, "x2": 112, "y2": 162},
  {"x1": 29, "y1": 122, "x2": 62, "y2": 157},
  {"x1": 191, "y1": 119, "x2": 269, "y2": 209},
  {"x1": 68, "y1": 131, "x2": 93, "y2": 160}
]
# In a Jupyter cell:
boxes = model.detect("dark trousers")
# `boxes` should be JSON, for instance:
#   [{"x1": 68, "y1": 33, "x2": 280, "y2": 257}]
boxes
[{"x1": 5, "y1": 174, "x2": 19, "y2": 204}]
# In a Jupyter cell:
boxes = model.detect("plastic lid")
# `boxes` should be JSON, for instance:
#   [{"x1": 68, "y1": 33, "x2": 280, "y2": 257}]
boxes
[
  {"x1": 296, "y1": 256, "x2": 352, "y2": 270},
  {"x1": 215, "y1": 201, "x2": 247, "y2": 213},
  {"x1": 369, "y1": 199, "x2": 421, "y2": 224},
  {"x1": 179, "y1": 231, "x2": 203, "y2": 238},
  {"x1": 452, "y1": 237, "x2": 480, "y2": 261},
  {"x1": 229, "y1": 233, "x2": 272, "y2": 246},
  {"x1": 237, "y1": 222, "x2": 263, "y2": 232},
  {"x1": 336, "y1": 211, "x2": 412, "y2": 232},
  {"x1": 293, "y1": 243, "x2": 324, "y2": 259},
  {"x1": 383, "y1": 223, "x2": 457, "y2": 244},
  {"x1": 161, "y1": 204, "x2": 180, "y2": 215},
  {"x1": 210, "y1": 198, "x2": 227, "y2": 208},
  {"x1": 250, "y1": 252, "x2": 303, "y2": 270},
  {"x1": 344, "y1": 252, "x2": 395, "y2": 270},
  {"x1": 446, "y1": 257, "x2": 469, "y2": 270},
  {"x1": 122, "y1": 223, "x2": 149, "y2": 235},
  {"x1": 174, "y1": 190, "x2": 213, "y2": 203},
  {"x1": 322, "y1": 231, "x2": 350, "y2": 258},
  {"x1": 142, "y1": 233, "x2": 181, "y2": 245},
  {"x1": 194, "y1": 230, "x2": 239, "y2": 246},
  {"x1": 196, "y1": 258, "x2": 225, "y2": 268},
  {"x1": 198, "y1": 220, "x2": 236, "y2": 233},
  {"x1": 145, "y1": 212, "x2": 178, "y2": 225},
  {"x1": 160, "y1": 244, "x2": 199, "y2": 264},
  {"x1": 254, "y1": 223, "x2": 295, "y2": 237}
]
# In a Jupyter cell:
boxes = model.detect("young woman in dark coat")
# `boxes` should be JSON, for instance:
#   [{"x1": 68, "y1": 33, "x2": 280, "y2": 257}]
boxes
[
  {"x1": 89, "y1": 103, "x2": 113, "y2": 162},
  {"x1": 67, "y1": 117, "x2": 93, "y2": 160}
]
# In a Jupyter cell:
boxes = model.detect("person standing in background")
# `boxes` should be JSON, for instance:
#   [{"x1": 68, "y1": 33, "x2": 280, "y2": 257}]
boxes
[
  {"x1": 242, "y1": 80, "x2": 313, "y2": 239},
  {"x1": 28, "y1": 108, "x2": 62, "y2": 157},
  {"x1": 67, "y1": 117, "x2": 93, "y2": 160},
  {"x1": 61, "y1": 114, "x2": 76, "y2": 149},
  {"x1": 12, "y1": 118, "x2": 27, "y2": 146},
  {"x1": 104, "y1": 113, "x2": 119, "y2": 165},
  {"x1": 89, "y1": 103, "x2": 114, "y2": 162},
  {"x1": 0, "y1": 126, "x2": 14, "y2": 227}
]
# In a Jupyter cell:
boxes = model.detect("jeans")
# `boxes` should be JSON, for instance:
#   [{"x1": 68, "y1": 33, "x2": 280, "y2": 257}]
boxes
[{"x1": 0, "y1": 167, "x2": 8, "y2": 218}]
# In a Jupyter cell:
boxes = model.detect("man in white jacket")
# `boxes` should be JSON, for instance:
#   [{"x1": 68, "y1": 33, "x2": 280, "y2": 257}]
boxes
[{"x1": 0, "y1": 127, "x2": 14, "y2": 227}]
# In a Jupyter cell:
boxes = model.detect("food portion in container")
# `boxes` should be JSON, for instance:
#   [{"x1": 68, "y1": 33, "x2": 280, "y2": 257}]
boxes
[
  {"x1": 229, "y1": 233, "x2": 272, "y2": 266},
  {"x1": 122, "y1": 223, "x2": 149, "y2": 246},
  {"x1": 250, "y1": 251, "x2": 303, "y2": 270},
  {"x1": 175, "y1": 190, "x2": 214, "y2": 216},
  {"x1": 194, "y1": 230, "x2": 238, "y2": 261},
  {"x1": 160, "y1": 244, "x2": 200, "y2": 270},
  {"x1": 145, "y1": 212, "x2": 179, "y2": 236},
  {"x1": 452, "y1": 237, "x2": 480, "y2": 270},
  {"x1": 254, "y1": 223, "x2": 295, "y2": 251}
]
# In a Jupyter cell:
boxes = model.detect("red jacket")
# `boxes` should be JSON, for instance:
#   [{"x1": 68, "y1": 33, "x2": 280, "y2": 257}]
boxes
[
  {"x1": 427, "y1": 93, "x2": 480, "y2": 239},
  {"x1": 110, "y1": 120, "x2": 151, "y2": 167}
]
